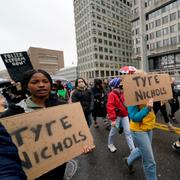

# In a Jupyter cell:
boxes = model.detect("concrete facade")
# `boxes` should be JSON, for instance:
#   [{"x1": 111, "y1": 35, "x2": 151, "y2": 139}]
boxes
[
  {"x1": 28, "y1": 47, "x2": 64, "y2": 75},
  {"x1": 73, "y1": 0, "x2": 138, "y2": 81},
  {"x1": 131, "y1": 0, "x2": 180, "y2": 74},
  {"x1": 54, "y1": 66, "x2": 77, "y2": 81}
]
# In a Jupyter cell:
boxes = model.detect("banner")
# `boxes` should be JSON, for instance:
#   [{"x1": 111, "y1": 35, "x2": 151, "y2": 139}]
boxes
[
  {"x1": 0, "y1": 51, "x2": 33, "y2": 82},
  {"x1": 0, "y1": 103, "x2": 94, "y2": 179},
  {"x1": 122, "y1": 73, "x2": 173, "y2": 106}
]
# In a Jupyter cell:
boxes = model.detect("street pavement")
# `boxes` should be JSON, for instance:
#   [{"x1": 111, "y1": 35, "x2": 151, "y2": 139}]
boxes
[{"x1": 71, "y1": 106, "x2": 180, "y2": 180}]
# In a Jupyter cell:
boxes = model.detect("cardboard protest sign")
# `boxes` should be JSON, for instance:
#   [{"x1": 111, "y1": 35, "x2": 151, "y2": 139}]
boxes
[
  {"x1": 122, "y1": 73, "x2": 173, "y2": 106},
  {"x1": 0, "y1": 51, "x2": 33, "y2": 82},
  {"x1": 0, "y1": 103, "x2": 94, "y2": 179}
]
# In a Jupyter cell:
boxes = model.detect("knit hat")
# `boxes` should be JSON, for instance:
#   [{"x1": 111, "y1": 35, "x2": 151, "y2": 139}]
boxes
[{"x1": 109, "y1": 77, "x2": 121, "y2": 88}]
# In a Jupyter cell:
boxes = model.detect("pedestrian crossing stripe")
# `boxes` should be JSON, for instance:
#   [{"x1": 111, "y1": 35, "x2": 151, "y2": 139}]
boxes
[{"x1": 154, "y1": 123, "x2": 180, "y2": 134}]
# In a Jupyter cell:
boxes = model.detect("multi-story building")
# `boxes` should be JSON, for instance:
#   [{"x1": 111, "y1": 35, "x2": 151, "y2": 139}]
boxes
[
  {"x1": 74, "y1": 0, "x2": 138, "y2": 81},
  {"x1": 28, "y1": 47, "x2": 64, "y2": 75},
  {"x1": 54, "y1": 66, "x2": 78, "y2": 81},
  {"x1": 131, "y1": 0, "x2": 180, "y2": 74}
]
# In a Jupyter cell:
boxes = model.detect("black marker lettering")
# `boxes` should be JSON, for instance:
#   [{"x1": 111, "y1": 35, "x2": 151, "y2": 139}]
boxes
[
  {"x1": 41, "y1": 147, "x2": 52, "y2": 159},
  {"x1": 63, "y1": 137, "x2": 73, "y2": 148},
  {"x1": 30, "y1": 124, "x2": 42, "y2": 142},
  {"x1": 52, "y1": 142, "x2": 63, "y2": 155},
  {"x1": 21, "y1": 152, "x2": 32, "y2": 169},
  {"x1": 79, "y1": 131, "x2": 87, "y2": 141},
  {"x1": 132, "y1": 76, "x2": 141, "y2": 87},
  {"x1": 11, "y1": 127, "x2": 28, "y2": 146},
  {"x1": 46, "y1": 120, "x2": 56, "y2": 136},
  {"x1": 60, "y1": 116, "x2": 72, "y2": 129}
]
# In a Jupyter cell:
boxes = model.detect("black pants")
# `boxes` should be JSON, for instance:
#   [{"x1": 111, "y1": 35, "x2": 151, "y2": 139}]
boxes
[
  {"x1": 153, "y1": 101, "x2": 170, "y2": 123},
  {"x1": 169, "y1": 98, "x2": 179, "y2": 117}
]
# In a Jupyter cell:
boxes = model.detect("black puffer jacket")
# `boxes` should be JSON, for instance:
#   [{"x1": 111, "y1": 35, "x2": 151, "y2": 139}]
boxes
[
  {"x1": 91, "y1": 86, "x2": 106, "y2": 118},
  {"x1": 71, "y1": 88, "x2": 94, "y2": 115},
  {"x1": 0, "y1": 95, "x2": 66, "y2": 180}
]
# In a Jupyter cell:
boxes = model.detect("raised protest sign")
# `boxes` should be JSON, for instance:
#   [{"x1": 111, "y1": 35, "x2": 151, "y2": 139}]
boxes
[
  {"x1": 122, "y1": 73, "x2": 173, "y2": 106},
  {"x1": 0, "y1": 103, "x2": 94, "y2": 179},
  {"x1": 0, "y1": 51, "x2": 33, "y2": 82}
]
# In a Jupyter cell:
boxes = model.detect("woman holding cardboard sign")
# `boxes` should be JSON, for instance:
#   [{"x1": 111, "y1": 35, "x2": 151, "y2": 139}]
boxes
[{"x1": 0, "y1": 69, "x2": 93, "y2": 180}]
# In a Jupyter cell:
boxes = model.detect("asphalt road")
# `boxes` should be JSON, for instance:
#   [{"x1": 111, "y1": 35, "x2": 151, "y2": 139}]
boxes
[{"x1": 71, "y1": 106, "x2": 180, "y2": 180}]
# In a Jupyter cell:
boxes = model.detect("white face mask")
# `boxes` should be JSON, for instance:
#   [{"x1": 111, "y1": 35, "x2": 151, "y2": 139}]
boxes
[{"x1": 51, "y1": 90, "x2": 57, "y2": 95}]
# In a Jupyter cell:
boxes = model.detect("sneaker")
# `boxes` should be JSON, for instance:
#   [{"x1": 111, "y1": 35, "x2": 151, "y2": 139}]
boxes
[
  {"x1": 64, "y1": 159, "x2": 78, "y2": 180},
  {"x1": 172, "y1": 142, "x2": 180, "y2": 153},
  {"x1": 172, "y1": 118, "x2": 178, "y2": 124},
  {"x1": 108, "y1": 144, "x2": 117, "y2": 153},
  {"x1": 123, "y1": 157, "x2": 135, "y2": 174},
  {"x1": 169, "y1": 114, "x2": 178, "y2": 124}
]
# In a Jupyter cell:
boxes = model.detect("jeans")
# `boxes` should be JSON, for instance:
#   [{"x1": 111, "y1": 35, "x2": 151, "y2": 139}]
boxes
[
  {"x1": 127, "y1": 130, "x2": 157, "y2": 180},
  {"x1": 85, "y1": 113, "x2": 92, "y2": 127},
  {"x1": 108, "y1": 116, "x2": 135, "y2": 151}
]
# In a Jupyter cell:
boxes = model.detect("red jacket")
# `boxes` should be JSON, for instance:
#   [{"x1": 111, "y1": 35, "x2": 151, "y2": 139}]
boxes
[{"x1": 107, "y1": 89, "x2": 128, "y2": 122}]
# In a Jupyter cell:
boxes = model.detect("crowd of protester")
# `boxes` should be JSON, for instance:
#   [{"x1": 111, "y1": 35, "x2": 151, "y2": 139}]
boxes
[{"x1": 0, "y1": 68, "x2": 179, "y2": 180}]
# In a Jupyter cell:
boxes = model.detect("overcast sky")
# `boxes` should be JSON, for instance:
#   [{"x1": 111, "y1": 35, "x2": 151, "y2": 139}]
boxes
[{"x1": 0, "y1": 0, "x2": 77, "y2": 71}]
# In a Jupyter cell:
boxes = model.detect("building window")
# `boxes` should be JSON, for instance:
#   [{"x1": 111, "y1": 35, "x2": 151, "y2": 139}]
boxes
[
  {"x1": 149, "y1": 22, "x2": 154, "y2": 29},
  {"x1": 99, "y1": 46, "x2": 103, "y2": 52},
  {"x1": 149, "y1": 32, "x2": 155, "y2": 40},
  {"x1": 101, "y1": 71, "x2": 104, "y2": 77},
  {"x1": 155, "y1": 19, "x2": 161, "y2": 27},
  {"x1": 162, "y1": 15, "x2": 168, "y2": 24},
  {"x1": 170, "y1": 12, "x2": 176, "y2": 21},
  {"x1": 95, "y1": 70, "x2": 99, "y2": 77},
  {"x1": 150, "y1": 43, "x2": 155, "y2": 50},
  {"x1": 103, "y1": 32, "x2": 107, "y2": 37},
  {"x1": 162, "y1": 27, "x2": 169, "y2": 35},
  {"x1": 98, "y1": 38, "x2": 102, "y2": 43},
  {"x1": 94, "y1": 53, "x2": 98, "y2": 59},
  {"x1": 170, "y1": 24, "x2": 178, "y2": 33},
  {"x1": 163, "y1": 39, "x2": 169, "y2": 46},
  {"x1": 99, "y1": 54, "x2": 103, "y2": 59},
  {"x1": 104, "y1": 48, "x2": 108, "y2": 52},
  {"x1": 156, "y1": 30, "x2": 161, "y2": 38},
  {"x1": 105, "y1": 63, "x2": 109, "y2": 67},
  {"x1": 98, "y1": 31, "x2": 103, "y2": 36},
  {"x1": 100, "y1": 63, "x2": 104, "y2": 67},
  {"x1": 93, "y1": 37, "x2": 97, "y2": 43},
  {"x1": 106, "y1": 71, "x2": 109, "y2": 77},
  {"x1": 156, "y1": 41, "x2": 162, "y2": 48},
  {"x1": 111, "y1": 71, "x2": 114, "y2": 76},
  {"x1": 105, "y1": 55, "x2": 108, "y2": 60},
  {"x1": 170, "y1": 36, "x2": 177, "y2": 45}
]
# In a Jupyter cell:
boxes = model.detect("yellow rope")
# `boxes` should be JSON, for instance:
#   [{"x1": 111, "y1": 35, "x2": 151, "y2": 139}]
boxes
[{"x1": 154, "y1": 123, "x2": 180, "y2": 134}]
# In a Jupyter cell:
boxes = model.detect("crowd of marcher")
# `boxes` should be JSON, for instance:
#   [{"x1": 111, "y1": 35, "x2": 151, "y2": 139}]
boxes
[{"x1": 0, "y1": 68, "x2": 179, "y2": 180}]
